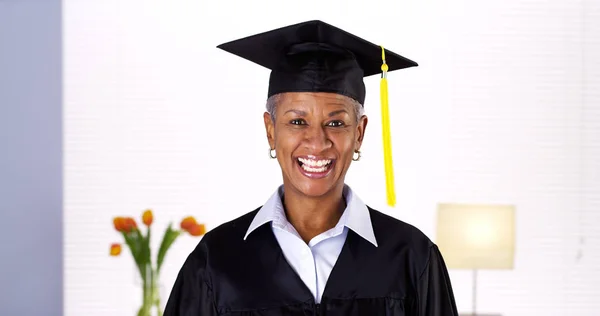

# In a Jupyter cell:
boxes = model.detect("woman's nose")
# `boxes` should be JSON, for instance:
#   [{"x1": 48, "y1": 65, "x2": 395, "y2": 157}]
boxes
[{"x1": 303, "y1": 125, "x2": 331, "y2": 151}]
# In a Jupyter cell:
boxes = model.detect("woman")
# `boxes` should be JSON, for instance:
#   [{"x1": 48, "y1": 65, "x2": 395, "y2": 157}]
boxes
[{"x1": 164, "y1": 20, "x2": 458, "y2": 316}]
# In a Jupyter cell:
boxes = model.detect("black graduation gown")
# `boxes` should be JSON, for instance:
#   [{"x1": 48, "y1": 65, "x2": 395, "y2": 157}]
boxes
[{"x1": 164, "y1": 207, "x2": 459, "y2": 316}]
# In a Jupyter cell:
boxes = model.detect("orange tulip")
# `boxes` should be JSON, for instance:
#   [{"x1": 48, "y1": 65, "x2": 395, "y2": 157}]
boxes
[
  {"x1": 187, "y1": 224, "x2": 206, "y2": 236},
  {"x1": 123, "y1": 217, "x2": 137, "y2": 232},
  {"x1": 180, "y1": 216, "x2": 197, "y2": 231},
  {"x1": 113, "y1": 217, "x2": 126, "y2": 232},
  {"x1": 110, "y1": 243, "x2": 122, "y2": 256},
  {"x1": 142, "y1": 209, "x2": 153, "y2": 226}
]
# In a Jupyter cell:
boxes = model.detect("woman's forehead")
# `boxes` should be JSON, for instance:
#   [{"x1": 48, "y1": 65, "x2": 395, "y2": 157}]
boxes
[{"x1": 279, "y1": 92, "x2": 354, "y2": 106}]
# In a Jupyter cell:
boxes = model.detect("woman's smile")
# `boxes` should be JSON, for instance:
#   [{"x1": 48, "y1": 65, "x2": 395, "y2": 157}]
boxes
[{"x1": 295, "y1": 155, "x2": 336, "y2": 179}]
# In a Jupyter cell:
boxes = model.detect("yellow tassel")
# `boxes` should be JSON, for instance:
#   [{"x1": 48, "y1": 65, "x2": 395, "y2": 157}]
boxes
[{"x1": 380, "y1": 46, "x2": 395, "y2": 207}]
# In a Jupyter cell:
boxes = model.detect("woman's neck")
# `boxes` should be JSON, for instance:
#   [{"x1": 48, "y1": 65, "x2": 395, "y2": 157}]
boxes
[{"x1": 282, "y1": 184, "x2": 346, "y2": 244}]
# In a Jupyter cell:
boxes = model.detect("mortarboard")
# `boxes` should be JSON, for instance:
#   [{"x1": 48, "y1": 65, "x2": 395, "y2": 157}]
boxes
[{"x1": 217, "y1": 20, "x2": 418, "y2": 207}]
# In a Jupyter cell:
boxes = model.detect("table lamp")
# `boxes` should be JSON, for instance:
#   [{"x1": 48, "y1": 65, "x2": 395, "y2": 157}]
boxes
[{"x1": 436, "y1": 203, "x2": 516, "y2": 316}]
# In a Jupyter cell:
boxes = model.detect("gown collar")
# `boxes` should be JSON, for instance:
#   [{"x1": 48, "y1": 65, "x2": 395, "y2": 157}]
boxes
[{"x1": 244, "y1": 184, "x2": 378, "y2": 247}]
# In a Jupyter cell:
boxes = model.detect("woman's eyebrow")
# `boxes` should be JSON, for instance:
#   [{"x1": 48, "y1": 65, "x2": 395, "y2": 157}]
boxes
[
  {"x1": 284, "y1": 109, "x2": 307, "y2": 116},
  {"x1": 328, "y1": 109, "x2": 349, "y2": 117}
]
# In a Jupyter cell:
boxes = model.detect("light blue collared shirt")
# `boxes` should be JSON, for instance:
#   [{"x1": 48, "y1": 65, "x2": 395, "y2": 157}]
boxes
[{"x1": 244, "y1": 184, "x2": 378, "y2": 303}]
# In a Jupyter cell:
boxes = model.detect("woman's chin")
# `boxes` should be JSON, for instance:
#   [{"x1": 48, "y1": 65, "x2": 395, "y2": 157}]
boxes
[
  {"x1": 282, "y1": 162, "x2": 345, "y2": 198},
  {"x1": 299, "y1": 186, "x2": 331, "y2": 198},
  {"x1": 289, "y1": 177, "x2": 340, "y2": 198}
]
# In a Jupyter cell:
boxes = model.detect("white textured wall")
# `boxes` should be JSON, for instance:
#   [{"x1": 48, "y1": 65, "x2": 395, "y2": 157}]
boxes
[{"x1": 64, "y1": 1, "x2": 600, "y2": 315}]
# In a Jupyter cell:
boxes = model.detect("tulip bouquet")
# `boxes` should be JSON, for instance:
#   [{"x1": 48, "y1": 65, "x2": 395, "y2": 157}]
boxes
[{"x1": 110, "y1": 209, "x2": 206, "y2": 316}]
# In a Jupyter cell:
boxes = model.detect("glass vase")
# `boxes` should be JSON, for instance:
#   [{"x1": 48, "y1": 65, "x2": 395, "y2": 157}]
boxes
[{"x1": 137, "y1": 265, "x2": 163, "y2": 316}]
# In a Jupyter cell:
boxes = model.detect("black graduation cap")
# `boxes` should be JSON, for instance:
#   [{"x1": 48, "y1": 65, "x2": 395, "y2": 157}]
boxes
[
  {"x1": 216, "y1": 20, "x2": 417, "y2": 105},
  {"x1": 216, "y1": 20, "x2": 418, "y2": 207}
]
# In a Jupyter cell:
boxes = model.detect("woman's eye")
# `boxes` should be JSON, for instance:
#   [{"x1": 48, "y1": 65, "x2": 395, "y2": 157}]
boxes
[
  {"x1": 290, "y1": 119, "x2": 306, "y2": 125},
  {"x1": 327, "y1": 120, "x2": 345, "y2": 127}
]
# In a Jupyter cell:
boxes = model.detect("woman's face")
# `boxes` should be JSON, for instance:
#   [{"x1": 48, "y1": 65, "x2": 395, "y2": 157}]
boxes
[{"x1": 264, "y1": 92, "x2": 368, "y2": 198}]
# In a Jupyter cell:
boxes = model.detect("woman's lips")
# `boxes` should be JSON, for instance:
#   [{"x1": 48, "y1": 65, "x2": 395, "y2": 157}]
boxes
[{"x1": 295, "y1": 156, "x2": 335, "y2": 179}]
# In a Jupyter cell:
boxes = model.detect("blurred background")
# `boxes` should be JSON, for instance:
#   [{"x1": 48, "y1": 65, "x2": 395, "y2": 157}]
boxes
[{"x1": 1, "y1": 0, "x2": 599, "y2": 315}]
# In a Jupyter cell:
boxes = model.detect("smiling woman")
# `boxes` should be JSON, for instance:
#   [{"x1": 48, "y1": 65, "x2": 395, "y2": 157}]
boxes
[{"x1": 164, "y1": 20, "x2": 459, "y2": 316}]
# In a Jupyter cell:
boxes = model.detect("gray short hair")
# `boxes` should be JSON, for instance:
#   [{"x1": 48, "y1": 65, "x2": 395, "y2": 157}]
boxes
[{"x1": 266, "y1": 93, "x2": 365, "y2": 123}]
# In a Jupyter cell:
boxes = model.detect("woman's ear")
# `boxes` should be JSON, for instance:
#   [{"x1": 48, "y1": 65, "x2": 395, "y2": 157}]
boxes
[
  {"x1": 355, "y1": 115, "x2": 368, "y2": 149},
  {"x1": 264, "y1": 112, "x2": 276, "y2": 149}
]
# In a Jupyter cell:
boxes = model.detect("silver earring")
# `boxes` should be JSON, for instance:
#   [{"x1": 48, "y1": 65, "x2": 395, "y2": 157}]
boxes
[
  {"x1": 269, "y1": 148, "x2": 276, "y2": 159},
  {"x1": 353, "y1": 150, "x2": 361, "y2": 161}
]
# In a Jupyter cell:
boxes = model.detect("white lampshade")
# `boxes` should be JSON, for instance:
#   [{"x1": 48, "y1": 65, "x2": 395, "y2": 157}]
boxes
[{"x1": 436, "y1": 203, "x2": 516, "y2": 270}]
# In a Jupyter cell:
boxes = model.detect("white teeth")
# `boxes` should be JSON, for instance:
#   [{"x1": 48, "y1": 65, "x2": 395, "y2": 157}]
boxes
[
  {"x1": 301, "y1": 164, "x2": 328, "y2": 173},
  {"x1": 298, "y1": 157, "x2": 331, "y2": 167},
  {"x1": 297, "y1": 157, "x2": 332, "y2": 173}
]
